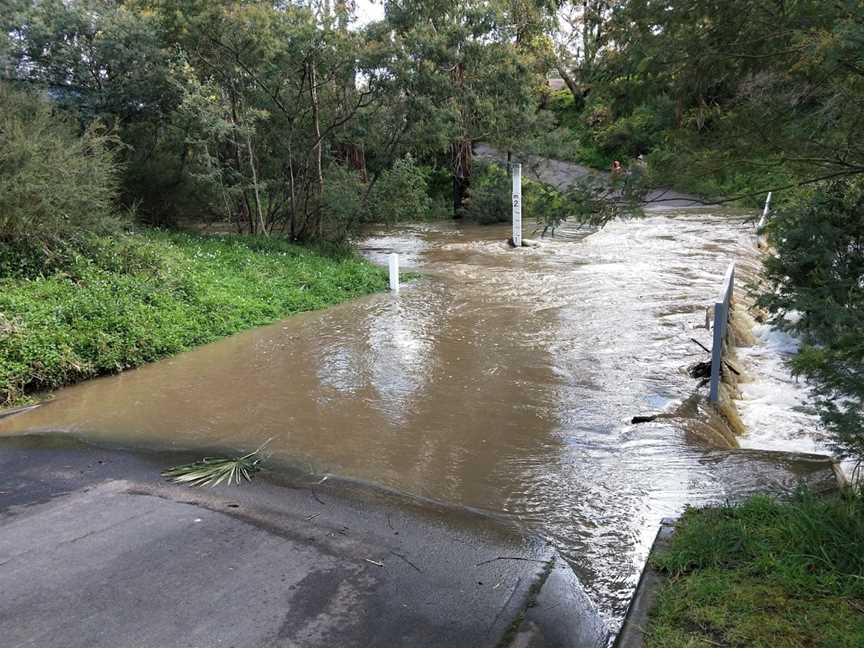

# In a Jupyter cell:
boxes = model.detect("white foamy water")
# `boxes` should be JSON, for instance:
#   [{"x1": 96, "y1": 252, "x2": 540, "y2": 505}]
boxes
[{"x1": 736, "y1": 322, "x2": 828, "y2": 455}]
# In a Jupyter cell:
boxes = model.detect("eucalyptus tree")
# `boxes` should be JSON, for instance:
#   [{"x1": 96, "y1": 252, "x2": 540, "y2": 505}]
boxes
[
  {"x1": 601, "y1": 0, "x2": 864, "y2": 191},
  {"x1": 6, "y1": 0, "x2": 387, "y2": 238},
  {"x1": 379, "y1": 0, "x2": 546, "y2": 215},
  {"x1": 159, "y1": 0, "x2": 339, "y2": 237},
  {"x1": 553, "y1": 0, "x2": 617, "y2": 107},
  {"x1": 4, "y1": 0, "x2": 555, "y2": 229}
]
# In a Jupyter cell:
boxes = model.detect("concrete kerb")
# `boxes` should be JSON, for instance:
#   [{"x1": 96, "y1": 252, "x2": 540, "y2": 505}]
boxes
[{"x1": 613, "y1": 519, "x2": 676, "y2": 648}]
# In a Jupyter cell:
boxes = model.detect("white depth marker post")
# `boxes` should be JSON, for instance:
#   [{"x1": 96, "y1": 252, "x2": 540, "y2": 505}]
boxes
[
  {"x1": 388, "y1": 252, "x2": 400, "y2": 293},
  {"x1": 512, "y1": 162, "x2": 522, "y2": 247}
]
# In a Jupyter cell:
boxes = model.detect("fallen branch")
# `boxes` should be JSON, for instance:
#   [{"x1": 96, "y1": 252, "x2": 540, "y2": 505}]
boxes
[
  {"x1": 631, "y1": 415, "x2": 658, "y2": 424},
  {"x1": 689, "y1": 339, "x2": 741, "y2": 377},
  {"x1": 475, "y1": 556, "x2": 549, "y2": 567},
  {"x1": 724, "y1": 360, "x2": 741, "y2": 376},
  {"x1": 161, "y1": 439, "x2": 271, "y2": 487},
  {"x1": 690, "y1": 337, "x2": 711, "y2": 354},
  {"x1": 390, "y1": 551, "x2": 422, "y2": 573}
]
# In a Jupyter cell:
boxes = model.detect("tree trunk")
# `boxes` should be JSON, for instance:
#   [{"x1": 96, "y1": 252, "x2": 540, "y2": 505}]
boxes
[
  {"x1": 452, "y1": 138, "x2": 471, "y2": 218},
  {"x1": 334, "y1": 142, "x2": 368, "y2": 181},
  {"x1": 288, "y1": 136, "x2": 297, "y2": 240},
  {"x1": 246, "y1": 136, "x2": 267, "y2": 237},
  {"x1": 308, "y1": 61, "x2": 325, "y2": 238},
  {"x1": 450, "y1": 62, "x2": 471, "y2": 217},
  {"x1": 557, "y1": 64, "x2": 581, "y2": 101}
]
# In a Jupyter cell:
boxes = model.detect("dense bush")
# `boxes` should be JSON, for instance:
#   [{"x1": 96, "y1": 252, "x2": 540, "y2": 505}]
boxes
[
  {"x1": 367, "y1": 156, "x2": 434, "y2": 223},
  {"x1": 544, "y1": 90, "x2": 582, "y2": 130},
  {"x1": 643, "y1": 143, "x2": 796, "y2": 206},
  {"x1": 593, "y1": 104, "x2": 671, "y2": 159},
  {"x1": 759, "y1": 179, "x2": 864, "y2": 466},
  {"x1": 0, "y1": 87, "x2": 123, "y2": 249},
  {"x1": 320, "y1": 166, "x2": 366, "y2": 241},
  {"x1": 459, "y1": 161, "x2": 511, "y2": 224}
]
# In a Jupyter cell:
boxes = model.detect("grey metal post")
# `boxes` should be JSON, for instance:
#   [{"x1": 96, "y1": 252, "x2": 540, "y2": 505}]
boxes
[
  {"x1": 709, "y1": 263, "x2": 736, "y2": 403},
  {"x1": 709, "y1": 301, "x2": 726, "y2": 402}
]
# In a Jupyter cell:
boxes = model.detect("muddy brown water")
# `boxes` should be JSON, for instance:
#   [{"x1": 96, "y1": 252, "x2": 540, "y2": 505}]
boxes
[{"x1": 0, "y1": 213, "x2": 825, "y2": 625}]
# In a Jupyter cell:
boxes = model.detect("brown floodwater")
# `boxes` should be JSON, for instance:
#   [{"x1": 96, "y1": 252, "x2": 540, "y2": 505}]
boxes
[{"x1": 0, "y1": 213, "x2": 826, "y2": 624}]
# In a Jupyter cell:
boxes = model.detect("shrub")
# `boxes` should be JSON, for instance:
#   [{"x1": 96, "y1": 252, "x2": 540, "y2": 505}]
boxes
[
  {"x1": 0, "y1": 86, "x2": 123, "y2": 250},
  {"x1": 367, "y1": 155, "x2": 433, "y2": 223},
  {"x1": 0, "y1": 232, "x2": 166, "y2": 280},
  {"x1": 759, "y1": 178, "x2": 864, "y2": 468},
  {"x1": 460, "y1": 161, "x2": 511, "y2": 224},
  {"x1": 320, "y1": 165, "x2": 366, "y2": 242},
  {"x1": 545, "y1": 89, "x2": 582, "y2": 130},
  {"x1": 594, "y1": 104, "x2": 670, "y2": 159}
]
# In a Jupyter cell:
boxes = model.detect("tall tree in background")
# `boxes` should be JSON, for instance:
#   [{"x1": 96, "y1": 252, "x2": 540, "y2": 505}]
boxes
[
  {"x1": 553, "y1": 0, "x2": 616, "y2": 107},
  {"x1": 382, "y1": 0, "x2": 544, "y2": 215},
  {"x1": 4, "y1": 0, "x2": 552, "y2": 229},
  {"x1": 5, "y1": 0, "x2": 391, "y2": 238},
  {"x1": 604, "y1": 0, "x2": 864, "y2": 185}
]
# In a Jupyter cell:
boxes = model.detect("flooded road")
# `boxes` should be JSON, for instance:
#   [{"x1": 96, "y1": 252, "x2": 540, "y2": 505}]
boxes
[{"x1": 0, "y1": 213, "x2": 828, "y2": 624}]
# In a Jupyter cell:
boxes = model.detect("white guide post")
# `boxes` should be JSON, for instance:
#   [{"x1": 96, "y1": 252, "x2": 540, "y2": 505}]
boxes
[
  {"x1": 388, "y1": 253, "x2": 400, "y2": 293},
  {"x1": 757, "y1": 191, "x2": 772, "y2": 229},
  {"x1": 512, "y1": 162, "x2": 522, "y2": 248}
]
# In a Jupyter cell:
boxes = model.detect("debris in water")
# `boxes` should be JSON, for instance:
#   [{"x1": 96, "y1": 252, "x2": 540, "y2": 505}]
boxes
[
  {"x1": 689, "y1": 360, "x2": 712, "y2": 380},
  {"x1": 161, "y1": 439, "x2": 271, "y2": 487},
  {"x1": 631, "y1": 415, "x2": 658, "y2": 424}
]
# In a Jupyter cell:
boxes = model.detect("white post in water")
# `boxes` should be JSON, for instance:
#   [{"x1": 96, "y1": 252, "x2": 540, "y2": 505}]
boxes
[
  {"x1": 388, "y1": 253, "x2": 400, "y2": 293},
  {"x1": 512, "y1": 162, "x2": 522, "y2": 248},
  {"x1": 757, "y1": 191, "x2": 772, "y2": 229}
]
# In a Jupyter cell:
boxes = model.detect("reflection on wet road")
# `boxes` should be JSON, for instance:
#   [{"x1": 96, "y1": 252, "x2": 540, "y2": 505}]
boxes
[{"x1": 0, "y1": 214, "x2": 825, "y2": 623}]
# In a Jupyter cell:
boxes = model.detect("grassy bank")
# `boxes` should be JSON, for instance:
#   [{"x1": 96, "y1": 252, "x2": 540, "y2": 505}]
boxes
[
  {"x1": 645, "y1": 492, "x2": 864, "y2": 647},
  {"x1": 0, "y1": 230, "x2": 387, "y2": 406}
]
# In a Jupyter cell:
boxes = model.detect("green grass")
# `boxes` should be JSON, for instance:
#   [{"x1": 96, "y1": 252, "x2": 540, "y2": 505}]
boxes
[
  {"x1": 0, "y1": 230, "x2": 387, "y2": 406},
  {"x1": 646, "y1": 492, "x2": 864, "y2": 647}
]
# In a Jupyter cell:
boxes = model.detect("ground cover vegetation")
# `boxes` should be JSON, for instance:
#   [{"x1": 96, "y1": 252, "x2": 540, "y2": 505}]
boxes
[
  {"x1": 0, "y1": 224, "x2": 387, "y2": 406},
  {"x1": 645, "y1": 492, "x2": 864, "y2": 647}
]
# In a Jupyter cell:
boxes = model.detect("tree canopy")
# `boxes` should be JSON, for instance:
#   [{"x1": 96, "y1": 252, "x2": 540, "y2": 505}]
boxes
[{"x1": 3, "y1": 0, "x2": 550, "y2": 237}]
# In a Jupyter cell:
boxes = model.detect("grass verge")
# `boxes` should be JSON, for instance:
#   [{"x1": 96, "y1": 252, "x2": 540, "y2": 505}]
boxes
[
  {"x1": 0, "y1": 230, "x2": 387, "y2": 406},
  {"x1": 645, "y1": 492, "x2": 864, "y2": 647}
]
